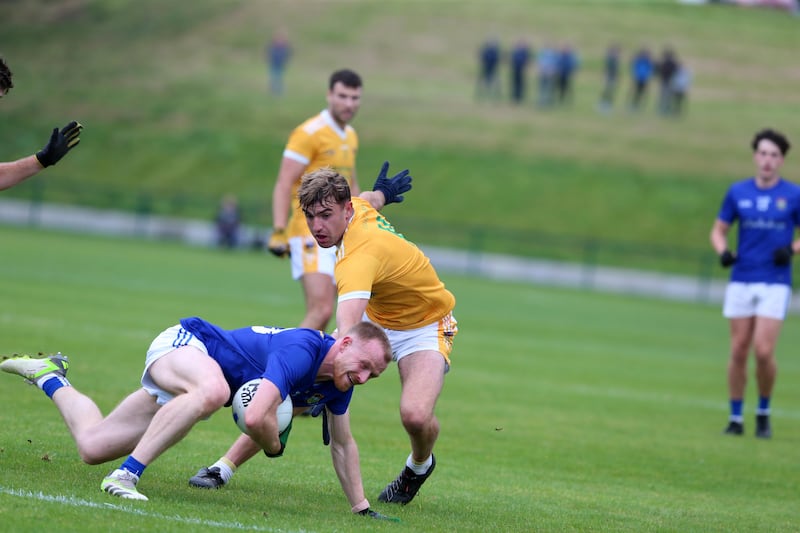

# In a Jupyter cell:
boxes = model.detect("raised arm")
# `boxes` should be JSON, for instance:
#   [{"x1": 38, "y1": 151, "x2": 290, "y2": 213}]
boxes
[
  {"x1": 0, "y1": 121, "x2": 82, "y2": 191},
  {"x1": 360, "y1": 161, "x2": 412, "y2": 211}
]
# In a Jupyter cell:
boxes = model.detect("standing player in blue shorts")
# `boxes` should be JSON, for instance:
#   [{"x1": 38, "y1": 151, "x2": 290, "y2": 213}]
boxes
[
  {"x1": 1, "y1": 319, "x2": 396, "y2": 519},
  {"x1": 710, "y1": 128, "x2": 800, "y2": 439}
]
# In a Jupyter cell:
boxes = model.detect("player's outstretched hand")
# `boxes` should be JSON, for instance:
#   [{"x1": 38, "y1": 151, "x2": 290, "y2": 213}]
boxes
[
  {"x1": 358, "y1": 508, "x2": 401, "y2": 522},
  {"x1": 36, "y1": 121, "x2": 82, "y2": 167},
  {"x1": 267, "y1": 228, "x2": 289, "y2": 258},
  {"x1": 773, "y1": 245, "x2": 793, "y2": 266},
  {"x1": 719, "y1": 249, "x2": 736, "y2": 268},
  {"x1": 372, "y1": 161, "x2": 412, "y2": 205}
]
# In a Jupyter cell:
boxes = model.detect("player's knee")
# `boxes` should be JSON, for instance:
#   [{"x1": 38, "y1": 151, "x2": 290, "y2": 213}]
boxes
[
  {"x1": 76, "y1": 442, "x2": 116, "y2": 465},
  {"x1": 198, "y1": 382, "x2": 230, "y2": 417},
  {"x1": 399, "y1": 407, "x2": 433, "y2": 434}
]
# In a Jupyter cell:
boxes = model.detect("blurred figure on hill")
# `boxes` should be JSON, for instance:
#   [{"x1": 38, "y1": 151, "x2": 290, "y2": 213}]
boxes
[
  {"x1": 265, "y1": 69, "x2": 364, "y2": 332},
  {"x1": 535, "y1": 41, "x2": 558, "y2": 108},
  {"x1": 710, "y1": 128, "x2": 799, "y2": 440},
  {"x1": 0, "y1": 57, "x2": 83, "y2": 191},
  {"x1": 476, "y1": 37, "x2": 502, "y2": 101},
  {"x1": 655, "y1": 47, "x2": 679, "y2": 115},
  {"x1": 628, "y1": 47, "x2": 654, "y2": 112},
  {"x1": 597, "y1": 44, "x2": 620, "y2": 113},
  {"x1": 669, "y1": 62, "x2": 692, "y2": 116},
  {"x1": 555, "y1": 42, "x2": 580, "y2": 106},
  {"x1": 509, "y1": 38, "x2": 532, "y2": 104},
  {"x1": 215, "y1": 194, "x2": 241, "y2": 249},
  {"x1": 266, "y1": 28, "x2": 291, "y2": 96}
]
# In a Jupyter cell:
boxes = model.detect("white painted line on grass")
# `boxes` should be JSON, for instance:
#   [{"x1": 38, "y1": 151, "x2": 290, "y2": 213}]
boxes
[{"x1": 0, "y1": 486, "x2": 314, "y2": 532}]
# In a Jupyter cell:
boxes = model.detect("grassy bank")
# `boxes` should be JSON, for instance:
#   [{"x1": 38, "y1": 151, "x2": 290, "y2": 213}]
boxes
[{"x1": 1, "y1": 0, "x2": 798, "y2": 264}]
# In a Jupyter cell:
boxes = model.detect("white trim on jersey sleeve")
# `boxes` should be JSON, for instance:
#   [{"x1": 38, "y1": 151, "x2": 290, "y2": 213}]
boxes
[
  {"x1": 338, "y1": 290, "x2": 371, "y2": 303},
  {"x1": 283, "y1": 149, "x2": 310, "y2": 165}
]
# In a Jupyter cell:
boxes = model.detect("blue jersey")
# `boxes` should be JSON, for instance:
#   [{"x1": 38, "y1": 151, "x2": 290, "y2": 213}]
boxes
[
  {"x1": 717, "y1": 177, "x2": 800, "y2": 285},
  {"x1": 179, "y1": 317, "x2": 353, "y2": 415}
]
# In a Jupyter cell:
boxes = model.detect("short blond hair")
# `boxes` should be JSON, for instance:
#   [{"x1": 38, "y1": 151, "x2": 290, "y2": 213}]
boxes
[
  {"x1": 297, "y1": 167, "x2": 351, "y2": 214},
  {"x1": 346, "y1": 321, "x2": 392, "y2": 364}
]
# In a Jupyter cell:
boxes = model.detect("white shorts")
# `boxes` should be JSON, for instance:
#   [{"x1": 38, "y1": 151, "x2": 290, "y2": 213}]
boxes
[
  {"x1": 288, "y1": 235, "x2": 337, "y2": 281},
  {"x1": 368, "y1": 312, "x2": 458, "y2": 371},
  {"x1": 723, "y1": 282, "x2": 791, "y2": 320},
  {"x1": 141, "y1": 325, "x2": 209, "y2": 405}
]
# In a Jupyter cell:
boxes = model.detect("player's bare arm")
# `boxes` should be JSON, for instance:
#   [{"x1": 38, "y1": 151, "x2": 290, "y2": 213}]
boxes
[
  {"x1": 328, "y1": 409, "x2": 368, "y2": 508},
  {"x1": 242, "y1": 378, "x2": 284, "y2": 455},
  {"x1": 0, "y1": 156, "x2": 44, "y2": 190},
  {"x1": 271, "y1": 157, "x2": 308, "y2": 229},
  {"x1": 336, "y1": 298, "x2": 370, "y2": 340}
]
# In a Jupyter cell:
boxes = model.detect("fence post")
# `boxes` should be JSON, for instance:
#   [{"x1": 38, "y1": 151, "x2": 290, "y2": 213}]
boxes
[
  {"x1": 135, "y1": 193, "x2": 152, "y2": 237},
  {"x1": 467, "y1": 225, "x2": 486, "y2": 276},
  {"x1": 581, "y1": 239, "x2": 598, "y2": 289}
]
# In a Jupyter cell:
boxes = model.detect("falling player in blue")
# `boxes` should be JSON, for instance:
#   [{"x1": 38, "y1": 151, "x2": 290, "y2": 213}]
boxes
[
  {"x1": 710, "y1": 128, "x2": 800, "y2": 439},
  {"x1": 0, "y1": 318, "x2": 396, "y2": 519}
]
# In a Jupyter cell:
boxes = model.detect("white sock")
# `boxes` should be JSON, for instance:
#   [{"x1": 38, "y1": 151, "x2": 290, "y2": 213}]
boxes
[
  {"x1": 211, "y1": 457, "x2": 236, "y2": 483},
  {"x1": 406, "y1": 454, "x2": 432, "y2": 475}
]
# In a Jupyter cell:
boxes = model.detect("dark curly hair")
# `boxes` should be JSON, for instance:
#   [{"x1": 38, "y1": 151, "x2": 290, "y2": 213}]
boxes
[
  {"x1": 752, "y1": 128, "x2": 791, "y2": 156},
  {"x1": 0, "y1": 57, "x2": 13, "y2": 94}
]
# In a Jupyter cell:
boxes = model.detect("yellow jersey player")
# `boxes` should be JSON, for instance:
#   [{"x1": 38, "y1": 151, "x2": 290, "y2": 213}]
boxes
[
  {"x1": 186, "y1": 163, "x2": 416, "y2": 502},
  {"x1": 267, "y1": 69, "x2": 362, "y2": 331},
  {"x1": 298, "y1": 166, "x2": 456, "y2": 505}
]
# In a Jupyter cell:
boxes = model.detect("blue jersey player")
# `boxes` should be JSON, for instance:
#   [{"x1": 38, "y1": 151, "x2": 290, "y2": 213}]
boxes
[
  {"x1": 0, "y1": 318, "x2": 396, "y2": 520},
  {"x1": 710, "y1": 128, "x2": 800, "y2": 439}
]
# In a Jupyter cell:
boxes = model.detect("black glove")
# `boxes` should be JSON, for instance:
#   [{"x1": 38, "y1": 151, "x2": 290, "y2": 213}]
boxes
[
  {"x1": 719, "y1": 250, "x2": 736, "y2": 268},
  {"x1": 774, "y1": 245, "x2": 794, "y2": 266},
  {"x1": 372, "y1": 161, "x2": 412, "y2": 205},
  {"x1": 36, "y1": 121, "x2": 82, "y2": 167},
  {"x1": 264, "y1": 420, "x2": 293, "y2": 458},
  {"x1": 358, "y1": 508, "x2": 401, "y2": 522}
]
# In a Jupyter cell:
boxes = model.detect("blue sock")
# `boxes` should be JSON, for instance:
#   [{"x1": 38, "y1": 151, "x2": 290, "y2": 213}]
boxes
[
  {"x1": 729, "y1": 399, "x2": 743, "y2": 422},
  {"x1": 40, "y1": 375, "x2": 70, "y2": 399},
  {"x1": 120, "y1": 456, "x2": 147, "y2": 478},
  {"x1": 757, "y1": 396, "x2": 770, "y2": 416}
]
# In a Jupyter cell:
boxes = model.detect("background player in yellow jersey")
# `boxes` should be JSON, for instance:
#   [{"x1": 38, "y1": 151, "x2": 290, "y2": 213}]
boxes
[
  {"x1": 267, "y1": 69, "x2": 363, "y2": 331},
  {"x1": 298, "y1": 167, "x2": 457, "y2": 505}
]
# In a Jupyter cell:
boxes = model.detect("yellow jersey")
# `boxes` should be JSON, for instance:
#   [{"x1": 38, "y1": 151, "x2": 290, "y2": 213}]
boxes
[
  {"x1": 335, "y1": 198, "x2": 456, "y2": 330},
  {"x1": 283, "y1": 109, "x2": 358, "y2": 237}
]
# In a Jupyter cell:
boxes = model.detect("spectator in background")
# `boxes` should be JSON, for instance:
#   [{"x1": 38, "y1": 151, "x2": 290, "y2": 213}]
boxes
[
  {"x1": 670, "y1": 62, "x2": 692, "y2": 116},
  {"x1": 535, "y1": 41, "x2": 558, "y2": 108},
  {"x1": 598, "y1": 44, "x2": 620, "y2": 113},
  {"x1": 555, "y1": 42, "x2": 580, "y2": 106},
  {"x1": 215, "y1": 194, "x2": 242, "y2": 249},
  {"x1": 266, "y1": 28, "x2": 291, "y2": 96},
  {"x1": 656, "y1": 47, "x2": 679, "y2": 115},
  {"x1": 476, "y1": 37, "x2": 502, "y2": 101},
  {"x1": 509, "y1": 38, "x2": 532, "y2": 105},
  {"x1": 628, "y1": 47, "x2": 654, "y2": 111},
  {"x1": 0, "y1": 57, "x2": 83, "y2": 191}
]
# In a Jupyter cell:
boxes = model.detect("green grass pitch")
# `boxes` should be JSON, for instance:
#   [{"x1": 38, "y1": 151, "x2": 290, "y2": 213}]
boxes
[{"x1": 0, "y1": 224, "x2": 798, "y2": 532}]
